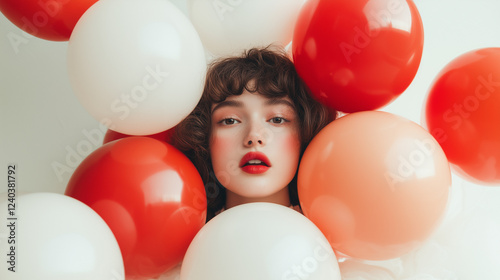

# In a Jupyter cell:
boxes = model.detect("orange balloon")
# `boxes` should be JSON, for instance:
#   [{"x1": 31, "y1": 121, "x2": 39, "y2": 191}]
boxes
[{"x1": 298, "y1": 111, "x2": 451, "y2": 260}]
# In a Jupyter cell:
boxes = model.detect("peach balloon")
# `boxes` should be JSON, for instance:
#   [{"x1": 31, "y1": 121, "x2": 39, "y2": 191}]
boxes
[{"x1": 298, "y1": 111, "x2": 451, "y2": 260}]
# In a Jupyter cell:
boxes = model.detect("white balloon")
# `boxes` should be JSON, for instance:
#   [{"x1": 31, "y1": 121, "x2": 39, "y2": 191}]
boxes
[
  {"x1": 188, "y1": 0, "x2": 304, "y2": 57},
  {"x1": 67, "y1": 0, "x2": 206, "y2": 135},
  {"x1": 180, "y1": 203, "x2": 341, "y2": 280},
  {"x1": 0, "y1": 192, "x2": 124, "y2": 280}
]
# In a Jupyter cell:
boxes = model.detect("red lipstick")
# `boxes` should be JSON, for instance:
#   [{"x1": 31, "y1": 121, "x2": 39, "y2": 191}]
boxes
[{"x1": 239, "y1": 152, "x2": 271, "y2": 174}]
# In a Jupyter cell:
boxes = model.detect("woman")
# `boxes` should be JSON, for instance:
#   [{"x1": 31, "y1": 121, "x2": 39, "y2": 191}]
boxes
[{"x1": 173, "y1": 46, "x2": 336, "y2": 221}]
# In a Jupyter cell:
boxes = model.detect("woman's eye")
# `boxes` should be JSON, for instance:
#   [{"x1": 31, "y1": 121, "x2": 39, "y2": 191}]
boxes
[
  {"x1": 220, "y1": 118, "x2": 239, "y2": 125},
  {"x1": 270, "y1": 117, "x2": 287, "y2": 124}
]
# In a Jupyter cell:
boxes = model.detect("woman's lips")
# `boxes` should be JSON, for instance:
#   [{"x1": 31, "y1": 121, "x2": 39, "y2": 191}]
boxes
[{"x1": 240, "y1": 152, "x2": 271, "y2": 174}]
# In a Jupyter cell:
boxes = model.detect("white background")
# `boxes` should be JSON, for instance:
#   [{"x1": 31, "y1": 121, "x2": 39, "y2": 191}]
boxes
[{"x1": 1, "y1": 1, "x2": 500, "y2": 279}]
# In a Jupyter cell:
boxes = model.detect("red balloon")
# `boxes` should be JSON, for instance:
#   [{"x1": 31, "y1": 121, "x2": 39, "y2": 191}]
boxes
[
  {"x1": 103, "y1": 128, "x2": 175, "y2": 144},
  {"x1": 293, "y1": 0, "x2": 423, "y2": 113},
  {"x1": 65, "y1": 137, "x2": 207, "y2": 279},
  {"x1": 0, "y1": 0, "x2": 97, "y2": 41},
  {"x1": 425, "y1": 48, "x2": 500, "y2": 185}
]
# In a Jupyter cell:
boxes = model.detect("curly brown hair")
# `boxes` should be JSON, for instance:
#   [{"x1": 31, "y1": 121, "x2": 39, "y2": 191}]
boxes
[{"x1": 172, "y1": 46, "x2": 336, "y2": 221}]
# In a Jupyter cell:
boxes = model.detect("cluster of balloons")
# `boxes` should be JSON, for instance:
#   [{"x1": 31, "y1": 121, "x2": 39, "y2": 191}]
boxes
[
  {"x1": 2, "y1": 0, "x2": 210, "y2": 278},
  {"x1": 291, "y1": 0, "x2": 499, "y2": 264},
  {"x1": 1, "y1": 0, "x2": 499, "y2": 278},
  {"x1": 288, "y1": 0, "x2": 450, "y2": 263}
]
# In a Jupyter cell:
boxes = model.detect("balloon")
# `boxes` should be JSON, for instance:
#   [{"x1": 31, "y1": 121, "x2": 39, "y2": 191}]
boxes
[
  {"x1": 180, "y1": 203, "x2": 342, "y2": 280},
  {"x1": 67, "y1": 0, "x2": 206, "y2": 135},
  {"x1": 0, "y1": 0, "x2": 97, "y2": 41},
  {"x1": 103, "y1": 127, "x2": 175, "y2": 144},
  {"x1": 187, "y1": 0, "x2": 304, "y2": 57},
  {"x1": 0, "y1": 192, "x2": 124, "y2": 279},
  {"x1": 293, "y1": 0, "x2": 424, "y2": 113},
  {"x1": 298, "y1": 111, "x2": 451, "y2": 260},
  {"x1": 424, "y1": 48, "x2": 500, "y2": 185},
  {"x1": 65, "y1": 137, "x2": 207, "y2": 279}
]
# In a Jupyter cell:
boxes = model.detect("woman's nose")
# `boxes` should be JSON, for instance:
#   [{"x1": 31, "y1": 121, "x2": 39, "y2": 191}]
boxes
[
  {"x1": 244, "y1": 123, "x2": 267, "y2": 147},
  {"x1": 245, "y1": 138, "x2": 263, "y2": 146}
]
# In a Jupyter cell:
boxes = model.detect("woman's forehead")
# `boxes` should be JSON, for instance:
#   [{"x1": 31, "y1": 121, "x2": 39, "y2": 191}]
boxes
[
  {"x1": 227, "y1": 91, "x2": 292, "y2": 101},
  {"x1": 211, "y1": 91, "x2": 295, "y2": 113}
]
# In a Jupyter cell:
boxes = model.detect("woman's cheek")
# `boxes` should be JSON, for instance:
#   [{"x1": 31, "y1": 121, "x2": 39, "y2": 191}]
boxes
[
  {"x1": 210, "y1": 133, "x2": 239, "y2": 187},
  {"x1": 273, "y1": 131, "x2": 301, "y2": 173},
  {"x1": 281, "y1": 131, "x2": 301, "y2": 156},
  {"x1": 210, "y1": 133, "x2": 234, "y2": 168}
]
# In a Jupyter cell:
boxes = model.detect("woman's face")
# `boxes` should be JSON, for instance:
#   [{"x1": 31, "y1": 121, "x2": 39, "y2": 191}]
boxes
[{"x1": 209, "y1": 90, "x2": 301, "y2": 199}]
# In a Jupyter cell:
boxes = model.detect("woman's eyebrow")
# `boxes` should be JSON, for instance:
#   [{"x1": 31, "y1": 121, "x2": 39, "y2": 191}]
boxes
[
  {"x1": 211, "y1": 100, "x2": 243, "y2": 114},
  {"x1": 265, "y1": 98, "x2": 295, "y2": 109}
]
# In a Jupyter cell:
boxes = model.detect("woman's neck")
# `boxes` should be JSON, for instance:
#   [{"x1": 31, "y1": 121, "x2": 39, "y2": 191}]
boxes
[{"x1": 225, "y1": 187, "x2": 291, "y2": 210}]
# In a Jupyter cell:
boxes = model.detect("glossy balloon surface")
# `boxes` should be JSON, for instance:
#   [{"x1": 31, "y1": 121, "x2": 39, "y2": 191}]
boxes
[
  {"x1": 425, "y1": 48, "x2": 500, "y2": 185},
  {"x1": 66, "y1": 137, "x2": 206, "y2": 279},
  {"x1": 293, "y1": 0, "x2": 424, "y2": 113},
  {"x1": 0, "y1": 192, "x2": 124, "y2": 279},
  {"x1": 181, "y1": 203, "x2": 342, "y2": 280},
  {"x1": 0, "y1": 0, "x2": 97, "y2": 41},
  {"x1": 298, "y1": 111, "x2": 451, "y2": 260}
]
